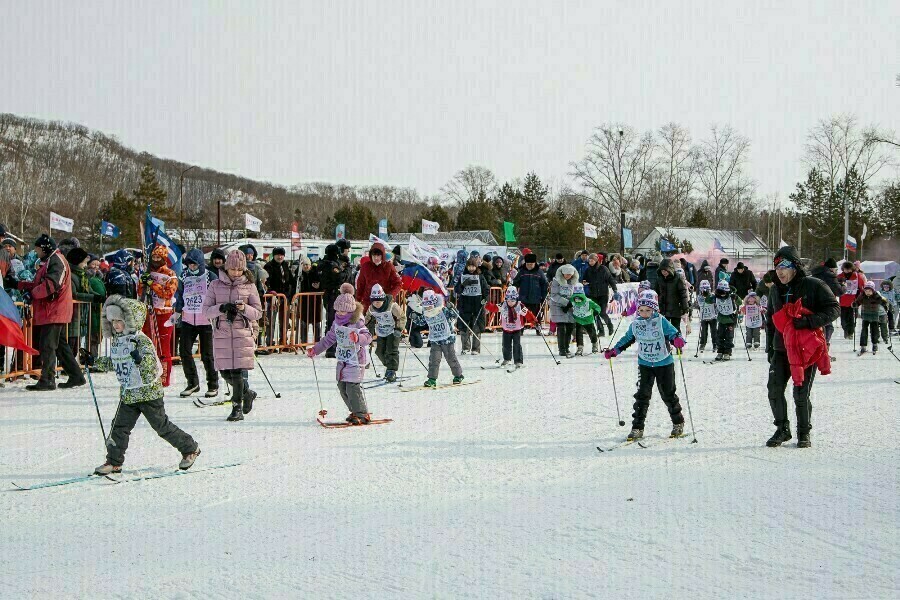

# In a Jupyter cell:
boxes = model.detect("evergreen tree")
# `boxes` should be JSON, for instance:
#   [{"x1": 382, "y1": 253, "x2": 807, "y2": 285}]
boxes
[
  {"x1": 99, "y1": 189, "x2": 141, "y2": 248},
  {"x1": 455, "y1": 189, "x2": 498, "y2": 231},
  {"x1": 132, "y1": 164, "x2": 171, "y2": 221},
  {"x1": 873, "y1": 182, "x2": 900, "y2": 239},
  {"x1": 326, "y1": 202, "x2": 378, "y2": 239},
  {"x1": 686, "y1": 206, "x2": 710, "y2": 228}
]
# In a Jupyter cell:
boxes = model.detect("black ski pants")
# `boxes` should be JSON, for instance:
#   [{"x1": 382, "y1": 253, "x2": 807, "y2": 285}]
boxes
[
  {"x1": 591, "y1": 295, "x2": 613, "y2": 335},
  {"x1": 556, "y1": 322, "x2": 574, "y2": 354},
  {"x1": 717, "y1": 322, "x2": 735, "y2": 355},
  {"x1": 767, "y1": 351, "x2": 815, "y2": 434},
  {"x1": 36, "y1": 323, "x2": 83, "y2": 385},
  {"x1": 374, "y1": 334, "x2": 401, "y2": 371},
  {"x1": 221, "y1": 369, "x2": 246, "y2": 407},
  {"x1": 840, "y1": 306, "x2": 856, "y2": 336},
  {"x1": 632, "y1": 363, "x2": 684, "y2": 430},
  {"x1": 502, "y1": 329, "x2": 523, "y2": 364},
  {"x1": 575, "y1": 322, "x2": 598, "y2": 347},
  {"x1": 699, "y1": 319, "x2": 718, "y2": 350},
  {"x1": 179, "y1": 322, "x2": 217, "y2": 389},
  {"x1": 859, "y1": 320, "x2": 881, "y2": 348},
  {"x1": 106, "y1": 397, "x2": 197, "y2": 466}
]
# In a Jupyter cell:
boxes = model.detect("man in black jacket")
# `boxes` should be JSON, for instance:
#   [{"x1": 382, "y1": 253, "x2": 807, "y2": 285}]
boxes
[
  {"x1": 263, "y1": 247, "x2": 295, "y2": 346},
  {"x1": 765, "y1": 246, "x2": 839, "y2": 449},
  {"x1": 729, "y1": 262, "x2": 757, "y2": 299},
  {"x1": 318, "y1": 244, "x2": 344, "y2": 358},
  {"x1": 512, "y1": 253, "x2": 548, "y2": 333},
  {"x1": 809, "y1": 257, "x2": 841, "y2": 348},
  {"x1": 653, "y1": 258, "x2": 689, "y2": 334},
  {"x1": 582, "y1": 253, "x2": 618, "y2": 336}
]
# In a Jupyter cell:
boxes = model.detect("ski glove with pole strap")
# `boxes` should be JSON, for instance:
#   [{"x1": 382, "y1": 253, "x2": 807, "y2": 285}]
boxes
[
  {"x1": 604, "y1": 348, "x2": 620, "y2": 360},
  {"x1": 129, "y1": 340, "x2": 143, "y2": 365},
  {"x1": 306, "y1": 347, "x2": 316, "y2": 358},
  {"x1": 671, "y1": 336, "x2": 686, "y2": 349}
]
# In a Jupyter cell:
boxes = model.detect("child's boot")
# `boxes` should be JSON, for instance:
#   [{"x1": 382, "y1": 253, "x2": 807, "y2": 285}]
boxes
[
  {"x1": 424, "y1": 378, "x2": 437, "y2": 388},
  {"x1": 227, "y1": 403, "x2": 244, "y2": 421},
  {"x1": 575, "y1": 346, "x2": 584, "y2": 356},
  {"x1": 627, "y1": 428, "x2": 643, "y2": 441},
  {"x1": 670, "y1": 423, "x2": 685, "y2": 438},
  {"x1": 179, "y1": 448, "x2": 201, "y2": 470},
  {"x1": 385, "y1": 370, "x2": 396, "y2": 383},
  {"x1": 94, "y1": 462, "x2": 122, "y2": 476},
  {"x1": 452, "y1": 375, "x2": 465, "y2": 384},
  {"x1": 591, "y1": 342, "x2": 599, "y2": 354}
]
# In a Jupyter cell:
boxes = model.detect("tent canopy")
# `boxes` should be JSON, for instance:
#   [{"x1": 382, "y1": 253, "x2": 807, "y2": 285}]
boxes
[{"x1": 859, "y1": 261, "x2": 900, "y2": 281}]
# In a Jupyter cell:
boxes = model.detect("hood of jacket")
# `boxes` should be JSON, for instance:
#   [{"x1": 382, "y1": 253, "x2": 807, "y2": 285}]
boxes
[
  {"x1": 110, "y1": 249, "x2": 134, "y2": 271},
  {"x1": 699, "y1": 259, "x2": 710, "y2": 271},
  {"x1": 101, "y1": 294, "x2": 147, "y2": 337},
  {"x1": 554, "y1": 264, "x2": 578, "y2": 285},
  {"x1": 238, "y1": 244, "x2": 258, "y2": 261},
  {"x1": 183, "y1": 248, "x2": 207, "y2": 275}
]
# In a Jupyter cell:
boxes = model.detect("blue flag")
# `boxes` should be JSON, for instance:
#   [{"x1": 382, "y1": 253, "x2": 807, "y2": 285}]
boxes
[
  {"x1": 713, "y1": 238, "x2": 724, "y2": 252},
  {"x1": 335, "y1": 224, "x2": 346, "y2": 240},
  {"x1": 100, "y1": 220, "x2": 120, "y2": 238},
  {"x1": 144, "y1": 208, "x2": 182, "y2": 275},
  {"x1": 659, "y1": 238, "x2": 676, "y2": 252}
]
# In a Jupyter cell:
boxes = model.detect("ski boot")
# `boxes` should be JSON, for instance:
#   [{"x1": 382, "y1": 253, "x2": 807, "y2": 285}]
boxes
[
  {"x1": 857, "y1": 347, "x2": 867, "y2": 356},
  {"x1": 94, "y1": 462, "x2": 122, "y2": 476},
  {"x1": 514, "y1": 363, "x2": 524, "y2": 369},
  {"x1": 461, "y1": 349, "x2": 469, "y2": 355},
  {"x1": 753, "y1": 343, "x2": 760, "y2": 350},
  {"x1": 591, "y1": 342, "x2": 600, "y2": 354},
  {"x1": 179, "y1": 448, "x2": 201, "y2": 470},
  {"x1": 452, "y1": 375, "x2": 465, "y2": 385},
  {"x1": 26, "y1": 380, "x2": 56, "y2": 392},
  {"x1": 385, "y1": 370, "x2": 397, "y2": 383},
  {"x1": 59, "y1": 376, "x2": 86, "y2": 389},
  {"x1": 699, "y1": 345, "x2": 705, "y2": 353},
  {"x1": 471, "y1": 349, "x2": 480, "y2": 355},
  {"x1": 205, "y1": 386, "x2": 219, "y2": 398},
  {"x1": 722, "y1": 354, "x2": 732, "y2": 361},
  {"x1": 500, "y1": 360, "x2": 510, "y2": 366},
  {"x1": 872, "y1": 344, "x2": 878, "y2": 355},
  {"x1": 766, "y1": 426, "x2": 792, "y2": 447},
  {"x1": 714, "y1": 353, "x2": 724, "y2": 361},
  {"x1": 745, "y1": 342, "x2": 752, "y2": 349},
  {"x1": 797, "y1": 432, "x2": 811, "y2": 448},
  {"x1": 565, "y1": 350, "x2": 575, "y2": 359},
  {"x1": 346, "y1": 413, "x2": 371, "y2": 426},
  {"x1": 227, "y1": 403, "x2": 244, "y2": 421},
  {"x1": 243, "y1": 389, "x2": 257, "y2": 414},
  {"x1": 424, "y1": 378, "x2": 437, "y2": 388},
  {"x1": 670, "y1": 423, "x2": 685, "y2": 438},
  {"x1": 180, "y1": 384, "x2": 200, "y2": 397},
  {"x1": 626, "y1": 428, "x2": 644, "y2": 442},
  {"x1": 575, "y1": 346, "x2": 584, "y2": 356}
]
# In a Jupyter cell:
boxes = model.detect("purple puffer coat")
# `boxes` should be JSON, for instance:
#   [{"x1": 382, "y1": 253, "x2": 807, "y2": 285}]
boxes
[
  {"x1": 202, "y1": 269, "x2": 262, "y2": 371},
  {"x1": 312, "y1": 304, "x2": 371, "y2": 383}
]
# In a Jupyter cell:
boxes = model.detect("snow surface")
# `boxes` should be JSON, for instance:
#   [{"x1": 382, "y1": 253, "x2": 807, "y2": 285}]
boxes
[{"x1": 2, "y1": 318, "x2": 899, "y2": 599}]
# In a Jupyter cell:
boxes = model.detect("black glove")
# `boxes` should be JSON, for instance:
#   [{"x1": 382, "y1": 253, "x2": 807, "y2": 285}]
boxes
[
  {"x1": 220, "y1": 302, "x2": 237, "y2": 314},
  {"x1": 562, "y1": 302, "x2": 572, "y2": 313},
  {"x1": 21, "y1": 291, "x2": 32, "y2": 305},
  {"x1": 79, "y1": 347, "x2": 95, "y2": 367},
  {"x1": 793, "y1": 317, "x2": 810, "y2": 330},
  {"x1": 140, "y1": 273, "x2": 152, "y2": 285},
  {"x1": 129, "y1": 341, "x2": 143, "y2": 365}
]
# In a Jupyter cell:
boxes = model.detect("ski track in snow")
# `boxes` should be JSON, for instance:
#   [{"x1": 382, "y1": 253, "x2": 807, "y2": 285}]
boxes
[{"x1": 1, "y1": 320, "x2": 898, "y2": 599}]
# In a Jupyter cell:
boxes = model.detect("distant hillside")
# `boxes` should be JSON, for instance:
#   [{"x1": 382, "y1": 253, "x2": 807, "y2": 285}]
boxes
[{"x1": 0, "y1": 113, "x2": 431, "y2": 246}]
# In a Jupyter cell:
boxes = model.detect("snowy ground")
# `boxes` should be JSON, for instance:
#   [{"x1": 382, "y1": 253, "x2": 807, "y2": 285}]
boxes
[{"x1": 2, "y1": 317, "x2": 899, "y2": 599}]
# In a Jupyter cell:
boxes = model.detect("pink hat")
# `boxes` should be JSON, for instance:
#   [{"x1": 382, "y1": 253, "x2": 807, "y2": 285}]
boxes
[
  {"x1": 225, "y1": 250, "x2": 246, "y2": 271},
  {"x1": 863, "y1": 281, "x2": 876, "y2": 290},
  {"x1": 334, "y1": 293, "x2": 356, "y2": 312}
]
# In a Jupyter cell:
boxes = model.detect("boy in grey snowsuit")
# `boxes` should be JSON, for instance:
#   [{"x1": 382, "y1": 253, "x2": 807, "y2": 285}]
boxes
[{"x1": 421, "y1": 290, "x2": 464, "y2": 387}]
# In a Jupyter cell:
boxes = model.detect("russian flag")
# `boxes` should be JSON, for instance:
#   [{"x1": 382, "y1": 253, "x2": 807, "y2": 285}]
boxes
[
  {"x1": 400, "y1": 261, "x2": 448, "y2": 296},
  {"x1": 0, "y1": 287, "x2": 38, "y2": 355},
  {"x1": 845, "y1": 235, "x2": 857, "y2": 252}
]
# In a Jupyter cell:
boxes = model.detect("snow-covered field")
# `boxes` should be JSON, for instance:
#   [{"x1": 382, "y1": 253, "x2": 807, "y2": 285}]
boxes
[{"x1": 2, "y1": 318, "x2": 898, "y2": 599}]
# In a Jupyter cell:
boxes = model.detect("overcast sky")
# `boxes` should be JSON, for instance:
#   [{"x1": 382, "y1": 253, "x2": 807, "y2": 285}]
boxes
[{"x1": 3, "y1": 0, "x2": 898, "y2": 203}]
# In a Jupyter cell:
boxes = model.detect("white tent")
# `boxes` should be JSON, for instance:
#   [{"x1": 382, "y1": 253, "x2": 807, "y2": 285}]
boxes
[{"x1": 859, "y1": 260, "x2": 900, "y2": 282}]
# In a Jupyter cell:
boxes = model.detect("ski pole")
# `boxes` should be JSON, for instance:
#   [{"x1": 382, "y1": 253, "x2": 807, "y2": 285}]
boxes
[
  {"x1": 693, "y1": 326, "x2": 702, "y2": 358},
  {"x1": 79, "y1": 349, "x2": 107, "y2": 445},
  {"x1": 452, "y1": 307, "x2": 497, "y2": 359},
  {"x1": 399, "y1": 338, "x2": 429, "y2": 373},
  {"x1": 607, "y1": 357, "x2": 625, "y2": 426},
  {"x1": 677, "y1": 350, "x2": 698, "y2": 443},
  {"x1": 254, "y1": 357, "x2": 282, "y2": 398},
  {"x1": 399, "y1": 341, "x2": 409, "y2": 378},
  {"x1": 736, "y1": 323, "x2": 752, "y2": 361},
  {"x1": 603, "y1": 310, "x2": 628, "y2": 352},
  {"x1": 309, "y1": 354, "x2": 326, "y2": 418},
  {"x1": 368, "y1": 344, "x2": 381, "y2": 378},
  {"x1": 535, "y1": 322, "x2": 561, "y2": 365}
]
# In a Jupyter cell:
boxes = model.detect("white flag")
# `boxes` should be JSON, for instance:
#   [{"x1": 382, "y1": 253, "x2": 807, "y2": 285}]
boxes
[
  {"x1": 50, "y1": 211, "x2": 74, "y2": 233},
  {"x1": 779, "y1": 239, "x2": 788, "y2": 248},
  {"x1": 408, "y1": 234, "x2": 440, "y2": 262},
  {"x1": 244, "y1": 213, "x2": 262, "y2": 232},
  {"x1": 861, "y1": 223, "x2": 867, "y2": 240},
  {"x1": 583, "y1": 222, "x2": 597, "y2": 239},
  {"x1": 421, "y1": 219, "x2": 440, "y2": 235}
]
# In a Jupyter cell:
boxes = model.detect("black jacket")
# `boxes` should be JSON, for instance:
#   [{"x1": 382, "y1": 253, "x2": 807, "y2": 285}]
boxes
[
  {"x1": 546, "y1": 260, "x2": 566, "y2": 282},
  {"x1": 809, "y1": 266, "x2": 842, "y2": 297},
  {"x1": 654, "y1": 259, "x2": 689, "y2": 318},
  {"x1": 696, "y1": 260, "x2": 714, "y2": 290},
  {"x1": 729, "y1": 266, "x2": 757, "y2": 299},
  {"x1": 263, "y1": 259, "x2": 295, "y2": 297},
  {"x1": 318, "y1": 245, "x2": 344, "y2": 296},
  {"x1": 766, "y1": 270, "x2": 840, "y2": 354},
  {"x1": 454, "y1": 270, "x2": 490, "y2": 314},
  {"x1": 512, "y1": 265, "x2": 548, "y2": 305},
  {"x1": 582, "y1": 262, "x2": 617, "y2": 300}
]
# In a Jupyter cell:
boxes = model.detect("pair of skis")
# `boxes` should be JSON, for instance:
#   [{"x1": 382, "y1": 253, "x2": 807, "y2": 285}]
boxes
[
  {"x1": 11, "y1": 463, "x2": 241, "y2": 491},
  {"x1": 597, "y1": 431, "x2": 700, "y2": 453}
]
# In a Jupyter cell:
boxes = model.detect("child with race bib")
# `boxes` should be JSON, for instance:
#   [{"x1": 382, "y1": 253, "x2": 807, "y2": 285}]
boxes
[
  {"x1": 365, "y1": 283, "x2": 407, "y2": 383},
  {"x1": 713, "y1": 280, "x2": 741, "y2": 362},
  {"x1": 604, "y1": 290, "x2": 687, "y2": 442},
  {"x1": 739, "y1": 291, "x2": 764, "y2": 350},
  {"x1": 307, "y1": 283, "x2": 374, "y2": 424},
  {"x1": 94, "y1": 295, "x2": 200, "y2": 475},
  {"x1": 697, "y1": 280, "x2": 719, "y2": 354},
  {"x1": 421, "y1": 289, "x2": 464, "y2": 387}
]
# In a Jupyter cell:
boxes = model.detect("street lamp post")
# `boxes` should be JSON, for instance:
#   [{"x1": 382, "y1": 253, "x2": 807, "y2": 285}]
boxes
[{"x1": 179, "y1": 165, "x2": 197, "y2": 241}]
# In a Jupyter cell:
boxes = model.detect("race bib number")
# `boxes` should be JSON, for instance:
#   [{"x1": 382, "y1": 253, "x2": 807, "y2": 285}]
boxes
[
  {"x1": 335, "y1": 326, "x2": 359, "y2": 366},
  {"x1": 700, "y1": 300, "x2": 717, "y2": 321},
  {"x1": 372, "y1": 310, "x2": 396, "y2": 337},
  {"x1": 110, "y1": 336, "x2": 159, "y2": 390},
  {"x1": 573, "y1": 301, "x2": 592, "y2": 319},
  {"x1": 744, "y1": 304, "x2": 763, "y2": 328},
  {"x1": 149, "y1": 271, "x2": 172, "y2": 310},
  {"x1": 760, "y1": 295, "x2": 768, "y2": 309},
  {"x1": 182, "y1": 275, "x2": 207, "y2": 315},
  {"x1": 461, "y1": 275, "x2": 481, "y2": 297},
  {"x1": 425, "y1": 311, "x2": 451, "y2": 342},
  {"x1": 843, "y1": 278, "x2": 858, "y2": 295},
  {"x1": 715, "y1": 297, "x2": 735, "y2": 316},
  {"x1": 633, "y1": 316, "x2": 670, "y2": 364}
]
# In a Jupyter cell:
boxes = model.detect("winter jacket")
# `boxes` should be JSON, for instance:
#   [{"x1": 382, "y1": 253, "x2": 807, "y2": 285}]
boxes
[
  {"x1": 499, "y1": 301, "x2": 532, "y2": 332},
  {"x1": 137, "y1": 265, "x2": 177, "y2": 314},
  {"x1": 638, "y1": 257, "x2": 661, "y2": 287},
  {"x1": 487, "y1": 265, "x2": 505, "y2": 288},
  {"x1": 613, "y1": 311, "x2": 681, "y2": 367},
  {"x1": 570, "y1": 292, "x2": 604, "y2": 326},
  {"x1": 654, "y1": 259, "x2": 689, "y2": 320},
  {"x1": 69, "y1": 263, "x2": 101, "y2": 339},
  {"x1": 101, "y1": 296, "x2": 164, "y2": 404},
  {"x1": 679, "y1": 260, "x2": 696, "y2": 286},
  {"x1": 880, "y1": 281, "x2": 899, "y2": 312},
  {"x1": 713, "y1": 290, "x2": 740, "y2": 325},
  {"x1": 238, "y1": 244, "x2": 268, "y2": 297},
  {"x1": 454, "y1": 269, "x2": 489, "y2": 315},
  {"x1": 312, "y1": 304, "x2": 372, "y2": 383},
  {"x1": 549, "y1": 265, "x2": 578, "y2": 323},
  {"x1": 317, "y1": 246, "x2": 344, "y2": 297},
  {"x1": 571, "y1": 256, "x2": 590, "y2": 280},
  {"x1": 767, "y1": 269, "x2": 840, "y2": 355},
  {"x1": 696, "y1": 260, "x2": 714, "y2": 290},
  {"x1": 23, "y1": 249, "x2": 73, "y2": 326},
  {"x1": 810, "y1": 266, "x2": 842, "y2": 298},
  {"x1": 546, "y1": 259, "x2": 567, "y2": 282},
  {"x1": 852, "y1": 292, "x2": 888, "y2": 322},
  {"x1": 512, "y1": 265, "x2": 548, "y2": 305},
  {"x1": 86, "y1": 272, "x2": 106, "y2": 338},
  {"x1": 715, "y1": 264, "x2": 730, "y2": 284},
  {"x1": 355, "y1": 243, "x2": 402, "y2": 310},
  {"x1": 451, "y1": 249, "x2": 468, "y2": 288},
  {"x1": 175, "y1": 249, "x2": 218, "y2": 327},
  {"x1": 263, "y1": 258, "x2": 295, "y2": 297},
  {"x1": 365, "y1": 294, "x2": 407, "y2": 338},
  {"x1": 837, "y1": 271, "x2": 866, "y2": 308},
  {"x1": 424, "y1": 305, "x2": 458, "y2": 346},
  {"x1": 771, "y1": 298, "x2": 831, "y2": 386},
  {"x1": 729, "y1": 263, "x2": 757, "y2": 299},
  {"x1": 608, "y1": 263, "x2": 630, "y2": 284},
  {"x1": 202, "y1": 269, "x2": 263, "y2": 372},
  {"x1": 582, "y1": 262, "x2": 617, "y2": 300}
]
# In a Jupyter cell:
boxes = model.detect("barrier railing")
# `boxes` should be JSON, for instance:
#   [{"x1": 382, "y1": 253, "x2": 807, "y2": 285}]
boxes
[{"x1": 288, "y1": 292, "x2": 325, "y2": 349}]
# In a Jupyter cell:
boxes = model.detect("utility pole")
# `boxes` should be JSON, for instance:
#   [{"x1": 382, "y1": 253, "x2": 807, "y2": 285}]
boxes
[
  {"x1": 217, "y1": 200, "x2": 222, "y2": 248},
  {"x1": 179, "y1": 165, "x2": 197, "y2": 242},
  {"x1": 618, "y1": 129, "x2": 625, "y2": 254},
  {"x1": 797, "y1": 213, "x2": 802, "y2": 257},
  {"x1": 842, "y1": 180, "x2": 850, "y2": 263}
]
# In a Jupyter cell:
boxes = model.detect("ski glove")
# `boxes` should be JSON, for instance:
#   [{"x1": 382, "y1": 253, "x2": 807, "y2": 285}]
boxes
[
  {"x1": 349, "y1": 330, "x2": 359, "y2": 343},
  {"x1": 140, "y1": 273, "x2": 153, "y2": 284},
  {"x1": 613, "y1": 292, "x2": 622, "y2": 301},
  {"x1": 671, "y1": 336, "x2": 686, "y2": 349},
  {"x1": 562, "y1": 302, "x2": 573, "y2": 312},
  {"x1": 129, "y1": 342, "x2": 143, "y2": 365},
  {"x1": 604, "y1": 348, "x2": 620, "y2": 360},
  {"x1": 306, "y1": 347, "x2": 316, "y2": 358}
]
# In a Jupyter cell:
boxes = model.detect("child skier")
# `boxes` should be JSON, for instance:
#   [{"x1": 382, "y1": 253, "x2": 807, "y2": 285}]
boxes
[
  {"x1": 421, "y1": 289, "x2": 464, "y2": 387},
  {"x1": 697, "y1": 280, "x2": 718, "y2": 353},
  {"x1": 497, "y1": 285, "x2": 534, "y2": 369},
  {"x1": 94, "y1": 295, "x2": 200, "y2": 475},
  {"x1": 853, "y1": 281, "x2": 889, "y2": 355},
  {"x1": 570, "y1": 283, "x2": 603, "y2": 355},
  {"x1": 307, "y1": 283, "x2": 374, "y2": 424},
  {"x1": 604, "y1": 290, "x2": 687, "y2": 441},
  {"x1": 365, "y1": 283, "x2": 406, "y2": 382},
  {"x1": 879, "y1": 279, "x2": 897, "y2": 335},
  {"x1": 740, "y1": 291, "x2": 764, "y2": 350},
  {"x1": 454, "y1": 256, "x2": 489, "y2": 354},
  {"x1": 714, "y1": 280, "x2": 740, "y2": 361}
]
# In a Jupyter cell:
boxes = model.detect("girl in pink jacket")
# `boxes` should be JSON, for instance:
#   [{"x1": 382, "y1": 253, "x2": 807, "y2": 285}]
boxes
[
  {"x1": 202, "y1": 250, "x2": 263, "y2": 422},
  {"x1": 308, "y1": 283, "x2": 373, "y2": 424}
]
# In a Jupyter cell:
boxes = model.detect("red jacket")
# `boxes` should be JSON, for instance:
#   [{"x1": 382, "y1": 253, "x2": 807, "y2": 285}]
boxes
[
  {"x1": 771, "y1": 298, "x2": 831, "y2": 386},
  {"x1": 837, "y1": 271, "x2": 865, "y2": 308},
  {"x1": 355, "y1": 244, "x2": 402, "y2": 310},
  {"x1": 24, "y1": 250, "x2": 74, "y2": 326}
]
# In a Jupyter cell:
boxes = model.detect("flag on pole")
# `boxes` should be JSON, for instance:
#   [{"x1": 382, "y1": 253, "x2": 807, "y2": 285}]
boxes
[
  {"x1": 291, "y1": 221, "x2": 302, "y2": 251},
  {"x1": 144, "y1": 208, "x2": 183, "y2": 275},
  {"x1": 845, "y1": 235, "x2": 857, "y2": 252},
  {"x1": 378, "y1": 218, "x2": 388, "y2": 237},
  {"x1": 0, "y1": 287, "x2": 38, "y2": 355},
  {"x1": 583, "y1": 222, "x2": 597, "y2": 239},
  {"x1": 713, "y1": 238, "x2": 724, "y2": 251},
  {"x1": 622, "y1": 227, "x2": 633, "y2": 249},
  {"x1": 861, "y1": 223, "x2": 867, "y2": 240},
  {"x1": 335, "y1": 224, "x2": 345, "y2": 240},
  {"x1": 100, "y1": 220, "x2": 120, "y2": 238},
  {"x1": 503, "y1": 221, "x2": 516, "y2": 243},
  {"x1": 421, "y1": 219, "x2": 439, "y2": 235},
  {"x1": 408, "y1": 234, "x2": 439, "y2": 262},
  {"x1": 49, "y1": 212, "x2": 74, "y2": 233},
  {"x1": 659, "y1": 238, "x2": 676, "y2": 252},
  {"x1": 244, "y1": 213, "x2": 262, "y2": 232}
]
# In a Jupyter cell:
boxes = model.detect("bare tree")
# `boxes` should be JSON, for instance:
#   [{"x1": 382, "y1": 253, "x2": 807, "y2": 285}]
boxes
[
  {"x1": 804, "y1": 115, "x2": 892, "y2": 190},
  {"x1": 441, "y1": 165, "x2": 497, "y2": 205},
  {"x1": 696, "y1": 124, "x2": 752, "y2": 228},
  {"x1": 649, "y1": 122, "x2": 698, "y2": 226}
]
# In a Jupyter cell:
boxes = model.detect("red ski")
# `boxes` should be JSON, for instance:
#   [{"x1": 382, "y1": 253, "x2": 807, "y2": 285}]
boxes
[{"x1": 316, "y1": 418, "x2": 393, "y2": 429}]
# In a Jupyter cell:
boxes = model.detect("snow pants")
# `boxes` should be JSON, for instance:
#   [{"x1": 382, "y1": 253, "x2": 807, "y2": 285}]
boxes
[
  {"x1": 374, "y1": 334, "x2": 400, "y2": 371},
  {"x1": 338, "y1": 381, "x2": 369, "y2": 417},
  {"x1": 840, "y1": 306, "x2": 856, "y2": 337},
  {"x1": 859, "y1": 320, "x2": 881, "y2": 348},
  {"x1": 575, "y1": 322, "x2": 598, "y2": 347},
  {"x1": 179, "y1": 322, "x2": 218, "y2": 389},
  {"x1": 106, "y1": 397, "x2": 197, "y2": 466},
  {"x1": 459, "y1": 308, "x2": 483, "y2": 352},
  {"x1": 35, "y1": 324, "x2": 83, "y2": 385},
  {"x1": 699, "y1": 319, "x2": 718, "y2": 350},
  {"x1": 717, "y1": 322, "x2": 735, "y2": 355},
  {"x1": 502, "y1": 329, "x2": 523, "y2": 364},
  {"x1": 745, "y1": 326, "x2": 761, "y2": 346},
  {"x1": 591, "y1": 295, "x2": 613, "y2": 335},
  {"x1": 632, "y1": 363, "x2": 684, "y2": 430},
  {"x1": 143, "y1": 312, "x2": 173, "y2": 387},
  {"x1": 767, "y1": 351, "x2": 815, "y2": 434},
  {"x1": 428, "y1": 343, "x2": 463, "y2": 380},
  {"x1": 556, "y1": 322, "x2": 574, "y2": 355}
]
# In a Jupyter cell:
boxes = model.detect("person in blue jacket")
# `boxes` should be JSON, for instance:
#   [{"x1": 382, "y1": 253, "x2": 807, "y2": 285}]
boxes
[
  {"x1": 605, "y1": 290, "x2": 687, "y2": 442},
  {"x1": 512, "y1": 252, "x2": 549, "y2": 334}
]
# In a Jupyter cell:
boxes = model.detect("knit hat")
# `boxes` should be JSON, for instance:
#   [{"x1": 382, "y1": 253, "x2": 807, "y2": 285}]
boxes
[
  {"x1": 421, "y1": 290, "x2": 443, "y2": 310},
  {"x1": 334, "y1": 292, "x2": 356, "y2": 312},
  {"x1": 33, "y1": 234, "x2": 56, "y2": 254},
  {"x1": 224, "y1": 249, "x2": 247, "y2": 271},
  {"x1": 105, "y1": 303, "x2": 125, "y2": 323},
  {"x1": 555, "y1": 253, "x2": 564, "y2": 260},
  {"x1": 150, "y1": 244, "x2": 169, "y2": 265},
  {"x1": 524, "y1": 253, "x2": 537, "y2": 264},
  {"x1": 504, "y1": 286, "x2": 519, "y2": 300},
  {"x1": 745, "y1": 291, "x2": 758, "y2": 300},
  {"x1": 1, "y1": 237, "x2": 15, "y2": 249},
  {"x1": 370, "y1": 283, "x2": 386, "y2": 300},
  {"x1": 300, "y1": 256, "x2": 312, "y2": 267},
  {"x1": 66, "y1": 247, "x2": 89, "y2": 266},
  {"x1": 573, "y1": 283, "x2": 585, "y2": 295},
  {"x1": 210, "y1": 248, "x2": 227, "y2": 263},
  {"x1": 340, "y1": 282, "x2": 354, "y2": 295},
  {"x1": 272, "y1": 247, "x2": 286, "y2": 256},
  {"x1": 719, "y1": 257, "x2": 729, "y2": 265},
  {"x1": 638, "y1": 280, "x2": 652, "y2": 291},
  {"x1": 863, "y1": 281, "x2": 876, "y2": 291},
  {"x1": 717, "y1": 280, "x2": 730, "y2": 291},
  {"x1": 773, "y1": 245, "x2": 801, "y2": 270},
  {"x1": 637, "y1": 290, "x2": 659, "y2": 312},
  {"x1": 735, "y1": 262, "x2": 746, "y2": 270},
  {"x1": 699, "y1": 280, "x2": 711, "y2": 291},
  {"x1": 823, "y1": 257, "x2": 838, "y2": 269}
]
